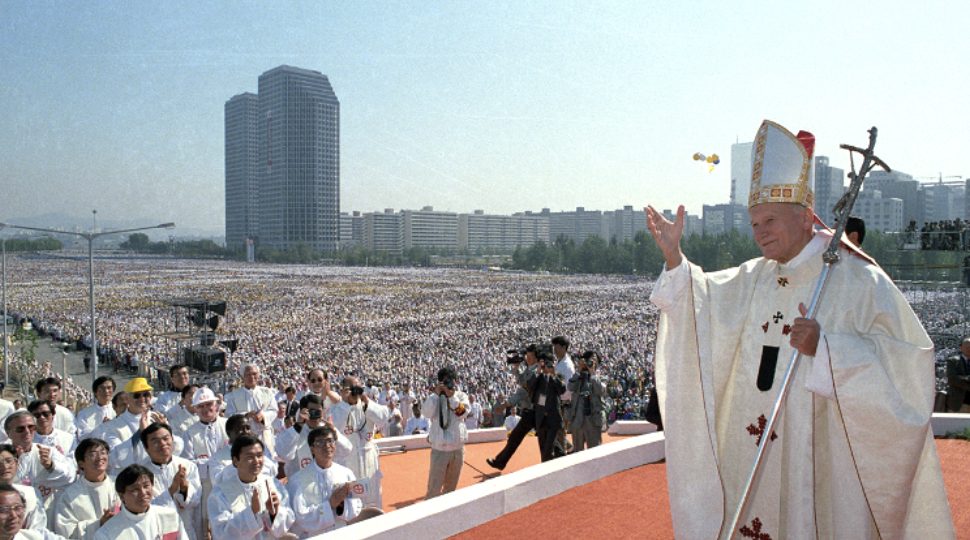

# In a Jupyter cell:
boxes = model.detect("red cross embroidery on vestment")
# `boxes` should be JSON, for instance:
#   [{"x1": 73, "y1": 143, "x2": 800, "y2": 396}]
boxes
[
  {"x1": 782, "y1": 324, "x2": 791, "y2": 335},
  {"x1": 745, "y1": 414, "x2": 777, "y2": 445},
  {"x1": 777, "y1": 277, "x2": 789, "y2": 287},
  {"x1": 739, "y1": 517, "x2": 772, "y2": 539},
  {"x1": 761, "y1": 322, "x2": 769, "y2": 333}
]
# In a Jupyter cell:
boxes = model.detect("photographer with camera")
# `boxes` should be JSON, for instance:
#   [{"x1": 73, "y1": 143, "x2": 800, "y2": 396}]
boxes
[
  {"x1": 567, "y1": 351, "x2": 607, "y2": 451},
  {"x1": 276, "y1": 394, "x2": 352, "y2": 478},
  {"x1": 528, "y1": 351, "x2": 567, "y2": 462},
  {"x1": 328, "y1": 376, "x2": 390, "y2": 509},
  {"x1": 486, "y1": 345, "x2": 540, "y2": 471},
  {"x1": 421, "y1": 366, "x2": 470, "y2": 499}
]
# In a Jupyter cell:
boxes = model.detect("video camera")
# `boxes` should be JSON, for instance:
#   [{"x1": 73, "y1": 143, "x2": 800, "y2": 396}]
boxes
[
  {"x1": 350, "y1": 386, "x2": 366, "y2": 396},
  {"x1": 505, "y1": 343, "x2": 551, "y2": 364}
]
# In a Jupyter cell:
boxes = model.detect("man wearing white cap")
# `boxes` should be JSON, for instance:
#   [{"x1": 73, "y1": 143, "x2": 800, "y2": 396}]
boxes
[
  {"x1": 183, "y1": 387, "x2": 227, "y2": 539},
  {"x1": 647, "y1": 120, "x2": 954, "y2": 538}
]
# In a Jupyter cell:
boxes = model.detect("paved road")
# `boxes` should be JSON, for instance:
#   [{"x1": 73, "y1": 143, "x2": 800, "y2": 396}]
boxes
[{"x1": 3, "y1": 322, "x2": 139, "y2": 403}]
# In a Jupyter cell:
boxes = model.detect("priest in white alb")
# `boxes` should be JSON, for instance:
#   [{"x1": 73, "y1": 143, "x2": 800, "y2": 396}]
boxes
[{"x1": 646, "y1": 120, "x2": 954, "y2": 539}]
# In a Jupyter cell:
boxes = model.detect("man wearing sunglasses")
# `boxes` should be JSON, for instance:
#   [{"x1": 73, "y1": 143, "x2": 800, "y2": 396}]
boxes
[
  {"x1": 100, "y1": 378, "x2": 184, "y2": 474},
  {"x1": 27, "y1": 401, "x2": 73, "y2": 458},
  {"x1": 3, "y1": 411, "x2": 75, "y2": 526},
  {"x1": 297, "y1": 368, "x2": 341, "y2": 407}
]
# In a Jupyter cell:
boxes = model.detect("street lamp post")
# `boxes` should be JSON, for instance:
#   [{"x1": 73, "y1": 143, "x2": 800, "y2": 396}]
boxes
[
  {"x1": 0, "y1": 220, "x2": 175, "y2": 383},
  {"x1": 1, "y1": 228, "x2": 7, "y2": 390}
]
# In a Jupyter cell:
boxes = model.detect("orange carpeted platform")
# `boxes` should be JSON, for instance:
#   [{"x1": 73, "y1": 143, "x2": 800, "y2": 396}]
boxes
[{"x1": 378, "y1": 434, "x2": 969, "y2": 539}]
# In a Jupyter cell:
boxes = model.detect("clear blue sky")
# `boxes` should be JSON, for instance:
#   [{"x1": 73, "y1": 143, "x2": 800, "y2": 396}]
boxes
[{"x1": 1, "y1": 1, "x2": 966, "y2": 233}]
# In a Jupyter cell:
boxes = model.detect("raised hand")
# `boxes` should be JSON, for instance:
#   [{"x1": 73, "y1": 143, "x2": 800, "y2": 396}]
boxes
[
  {"x1": 790, "y1": 303, "x2": 820, "y2": 356},
  {"x1": 99, "y1": 507, "x2": 116, "y2": 526},
  {"x1": 645, "y1": 205, "x2": 686, "y2": 268},
  {"x1": 38, "y1": 445, "x2": 53, "y2": 470},
  {"x1": 250, "y1": 486, "x2": 261, "y2": 516},
  {"x1": 330, "y1": 482, "x2": 350, "y2": 509}
]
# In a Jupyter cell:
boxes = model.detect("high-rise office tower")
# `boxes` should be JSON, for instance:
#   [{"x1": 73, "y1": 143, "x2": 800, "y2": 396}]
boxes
[
  {"x1": 813, "y1": 156, "x2": 845, "y2": 224},
  {"x1": 730, "y1": 142, "x2": 753, "y2": 205},
  {"x1": 256, "y1": 65, "x2": 340, "y2": 252},
  {"x1": 225, "y1": 92, "x2": 259, "y2": 250}
]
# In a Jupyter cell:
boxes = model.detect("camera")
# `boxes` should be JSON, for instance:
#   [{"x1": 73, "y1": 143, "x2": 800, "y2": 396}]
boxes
[
  {"x1": 350, "y1": 386, "x2": 365, "y2": 396},
  {"x1": 505, "y1": 343, "x2": 550, "y2": 364},
  {"x1": 308, "y1": 409, "x2": 323, "y2": 420}
]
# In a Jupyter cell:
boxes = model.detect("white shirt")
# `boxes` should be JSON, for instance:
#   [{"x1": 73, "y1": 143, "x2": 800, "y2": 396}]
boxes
[
  {"x1": 464, "y1": 401, "x2": 483, "y2": 430},
  {"x1": 422, "y1": 392, "x2": 470, "y2": 452},
  {"x1": 93, "y1": 504, "x2": 186, "y2": 540},
  {"x1": 53, "y1": 406, "x2": 77, "y2": 439},
  {"x1": 153, "y1": 390, "x2": 183, "y2": 417},
  {"x1": 286, "y1": 461, "x2": 361, "y2": 536},
  {"x1": 556, "y1": 353, "x2": 576, "y2": 402},
  {"x1": 14, "y1": 443, "x2": 76, "y2": 500},
  {"x1": 53, "y1": 475, "x2": 118, "y2": 539},
  {"x1": 504, "y1": 414, "x2": 521, "y2": 432},
  {"x1": 274, "y1": 424, "x2": 352, "y2": 478},
  {"x1": 207, "y1": 444, "x2": 277, "y2": 486},
  {"x1": 404, "y1": 416, "x2": 429, "y2": 435},
  {"x1": 33, "y1": 428, "x2": 75, "y2": 458},
  {"x1": 182, "y1": 417, "x2": 229, "y2": 480},
  {"x1": 207, "y1": 473, "x2": 295, "y2": 539},
  {"x1": 75, "y1": 403, "x2": 115, "y2": 441},
  {"x1": 144, "y1": 456, "x2": 202, "y2": 540}
]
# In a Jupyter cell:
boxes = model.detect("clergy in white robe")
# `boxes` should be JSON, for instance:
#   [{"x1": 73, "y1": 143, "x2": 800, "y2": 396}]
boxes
[
  {"x1": 153, "y1": 365, "x2": 192, "y2": 417},
  {"x1": 29, "y1": 401, "x2": 75, "y2": 459},
  {"x1": 101, "y1": 379, "x2": 184, "y2": 474},
  {"x1": 646, "y1": 138, "x2": 955, "y2": 539},
  {"x1": 139, "y1": 423, "x2": 201, "y2": 540},
  {"x1": 53, "y1": 439, "x2": 119, "y2": 539},
  {"x1": 165, "y1": 387, "x2": 199, "y2": 437},
  {"x1": 74, "y1": 377, "x2": 116, "y2": 441},
  {"x1": 207, "y1": 415, "x2": 276, "y2": 486},
  {"x1": 181, "y1": 388, "x2": 227, "y2": 540},
  {"x1": 93, "y1": 464, "x2": 186, "y2": 540},
  {"x1": 5, "y1": 411, "x2": 76, "y2": 529},
  {"x1": 35, "y1": 378, "x2": 76, "y2": 440},
  {"x1": 329, "y1": 376, "x2": 390, "y2": 509},
  {"x1": 207, "y1": 435, "x2": 295, "y2": 539},
  {"x1": 224, "y1": 364, "x2": 279, "y2": 457},
  {"x1": 274, "y1": 394, "x2": 352, "y2": 478},
  {"x1": 0, "y1": 445, "x2": 47, "y2": 533},
  {"x1": 0, "y1": 484, "x2": 65, "y2": 540},
  {"x1": 286, "y1": 425, "x2": 362, "y2": 536}
]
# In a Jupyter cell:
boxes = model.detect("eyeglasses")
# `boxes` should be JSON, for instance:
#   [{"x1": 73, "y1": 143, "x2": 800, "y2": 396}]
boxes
[
  {"x1": 0, "y1": 458, "x2": 16, "y2": 467},
  {"x1": 132, "y1": 391, "x2": 152, "y2": 400},
  {"x1": 13, "y1": 425, "x2": 36, "y2": 434},
  {"x1": 32, "y1": 410, "x2": 53, "y2": 419},
  {"x1": 0, "y1": 504, "x2": 25, "y2": 517},
  {"x1": 311, "y1": 438, "x2": 337, "y2": 447}
]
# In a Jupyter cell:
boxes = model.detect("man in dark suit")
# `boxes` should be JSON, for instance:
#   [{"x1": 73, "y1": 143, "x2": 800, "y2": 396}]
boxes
[
  {"x1": 947, "y1": 338, "x2": 970, "y2": 412},
  {"x1": 528, "y1": 352, "x2": 566, "y2": 462},
  {"x1": 487, "y1": 345, "x2": 539, "y2": 471},
  {"x1": 283, "y1": 386, "x2": 300, "y2": 419}
]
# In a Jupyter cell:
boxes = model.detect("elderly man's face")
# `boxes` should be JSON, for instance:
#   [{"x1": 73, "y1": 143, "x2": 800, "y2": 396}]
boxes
[
  {"x1": 0, "y1": 490, "x2": 25, "y2": 537},
  {"x1": 243, "y1": 367, "x2": 260, "y2": 389},
  {"x1": 749, "y1": 203, "x2": 814, "y2": 264},
  {"x1": 6, "y1": 415, "x2": 36, "y2": 450}
]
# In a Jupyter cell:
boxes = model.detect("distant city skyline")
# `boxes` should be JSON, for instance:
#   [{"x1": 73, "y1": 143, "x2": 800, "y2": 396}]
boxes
[{"x1": 2, "y1": 2, "x2": 968, "y2": 233}]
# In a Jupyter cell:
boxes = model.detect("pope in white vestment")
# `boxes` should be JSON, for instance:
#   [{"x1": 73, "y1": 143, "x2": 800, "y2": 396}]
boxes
[{"x1": 646, "y1": 120, "x2": 954, "y2": 539}]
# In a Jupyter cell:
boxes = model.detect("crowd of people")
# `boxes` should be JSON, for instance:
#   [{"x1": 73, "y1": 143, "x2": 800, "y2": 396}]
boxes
[
  {"x1": 903, "y1": 219, "x2": 970, "y2": 251},
  {"x1": 3, "y1": 257, "x2": 660, "y2": 424}
]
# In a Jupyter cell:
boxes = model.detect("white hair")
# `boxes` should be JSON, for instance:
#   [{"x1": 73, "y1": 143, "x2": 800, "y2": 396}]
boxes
[{"x1": 239, "y1": 363, "x2": 260, "y2": 377}]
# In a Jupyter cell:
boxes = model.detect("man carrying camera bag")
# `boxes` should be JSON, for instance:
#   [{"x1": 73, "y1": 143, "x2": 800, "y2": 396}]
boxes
[
  {"x1": 329, "y1": 376, "x2": 390, "y2": 509},
  {"x1": 422, "y1": 366, "x2": 469, "y2": 499}
]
